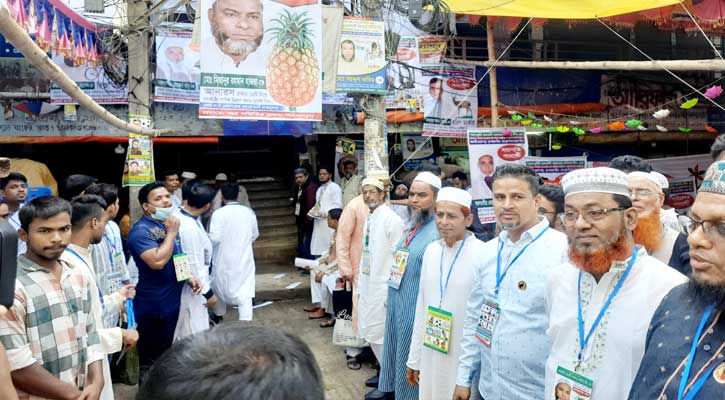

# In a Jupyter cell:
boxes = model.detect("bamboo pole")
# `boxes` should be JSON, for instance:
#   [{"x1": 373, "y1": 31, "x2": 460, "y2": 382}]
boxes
[
  {"x1": 0, "y1": 3, "x2": 172, "y2": 136},
  {"x1": 486, "y1": 19, "x2": 499, "y2": 127},
  {"x1": 444, "y1": 57, "x2": 725, "y2": 71}
]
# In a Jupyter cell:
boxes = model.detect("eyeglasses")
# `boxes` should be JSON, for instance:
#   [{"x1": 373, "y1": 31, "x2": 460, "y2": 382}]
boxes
[
  {"x1": 629, "y1": 189, "x2": 658, "y2": 199},
  {"x1": 685, "y1": 217, "x2": 725, "y2": 237},
  {"x1": 559, "y1": 207, "x2": 626, "y2": 227}
]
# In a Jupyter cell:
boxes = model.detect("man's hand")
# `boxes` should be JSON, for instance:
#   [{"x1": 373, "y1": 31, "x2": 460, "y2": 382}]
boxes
[
  {"x1": 76, "y1": 382, "x2": 102, "y2": 400},
  {"x1": 205, "y1": 294, "x2": 218, "y2": 309},
  {"x1": 314, "y1": 271, "x2": 325, "y2": 283},
  {"x1": 317, "y1": 256, "x2": 329, "y2": 265},
  {"x1": 341, "y1": 272, "x2": 353, "y2": 282},
  {"x1": 118, "y1": 284, "x2": 135, "y2": 300},
  {"x1": 188, "y1": 277, "x2": 202, "y2": 295},
  {"x1": 121, "y1": 329, "x2": 139, "y2": 348},
  {"x1": 452, "y1": 385, "x2": 471, "y2": 400},
  {"x1": 164, "y1": 215, "x2": 180, "y2": 235},
  {"x1": 406, "y1": 368, "x2": 419, "y2": 387}
]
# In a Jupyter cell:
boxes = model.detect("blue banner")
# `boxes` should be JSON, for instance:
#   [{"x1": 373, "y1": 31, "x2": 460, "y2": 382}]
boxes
[
  {"x1": 477, "y1": 68, "x2": 602, "y2": 106},
  {"x1": 223, "y1": 120, "x2": 313, "y2": 136},
  {"x1": 0, "y1": 35, "x2": 23, "y2": 57}
]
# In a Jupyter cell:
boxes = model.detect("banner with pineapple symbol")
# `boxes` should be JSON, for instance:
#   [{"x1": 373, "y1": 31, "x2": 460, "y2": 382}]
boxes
[{"x1": 199, "y1": 0, "x2": 322, "y2": 121}]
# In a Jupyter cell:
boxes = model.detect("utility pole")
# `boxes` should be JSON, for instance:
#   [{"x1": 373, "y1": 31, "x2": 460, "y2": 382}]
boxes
[
  {"x1": 126, "y1": 0, "x2": 153, "y2": 223},
  {"x1": 486, "y1": 18, "x2": 499, "y2": 127},
  {"x1": 361, "y1": 2, "x2": 389, "y2": 181}
]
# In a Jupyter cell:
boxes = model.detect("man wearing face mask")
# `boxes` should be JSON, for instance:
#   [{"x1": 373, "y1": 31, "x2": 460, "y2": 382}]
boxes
[{"x1": 128, "y1": 182, "x2": 201, "y2": 382}]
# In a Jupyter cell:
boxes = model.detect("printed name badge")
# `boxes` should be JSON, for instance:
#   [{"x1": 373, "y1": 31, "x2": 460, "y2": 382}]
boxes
[
  {"x1": 388, "y1": 248, "x2": 410, "y2": 289},
  {"x1": 554, "y1": 366, "x2": 593, "y2": 400},
  {"x1": 424, "y1": 306, "x2": 453, "y2": 354},
  {"x1": 112, "y1": 251, "x2": 125, "y2": 268},
  {"x1": 361, "y1": 249, "x2": 370, "y2": 275},
  {"x1": 474, "y1": 296, "x2": 500, "y2": 347},
  {"x1": 173, "y1": 253, "x2": 192, "y2": 281}
]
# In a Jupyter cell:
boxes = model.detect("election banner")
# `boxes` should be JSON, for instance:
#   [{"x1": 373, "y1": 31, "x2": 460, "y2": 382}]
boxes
[
  {"x1": 420, "y1": 64, "x2": 477, "y2": 137},
  {"x1": 386, "y1": 36, "x2": 422, "y2": 111},
  {"x1": 154, "y1": 31, "x2": 200, "y2": 103},
  {"x1": 335, "y1": 17, "x2": 387, "y2": 94},
  {"x1": 524, "y1": 156, "x2": 587, "y2": 184},
  {"x1": 199, "y1": 0, "x2": 322, "y2": 120},
  {"x1": 667, "y1": 176, "x2": 697, "y2": 210},
  {"x1": 646, "y1": 153, "x2": 712, "y2": 187},
  {"x1": 402, "y1": 133, "x2": 436, "y2": 171},
  {"x1": 418, "y1": 36, "x2": 447, "y2": 65},
  {"x1": 468, "y1": 128, "x2": 528, "y2": 224},
  {"x1": 50, "y1": 54, "x2": 128, "y2": 104},
  {"x1": 122, "y1": 118, "x2": 155, "y2": 187}
]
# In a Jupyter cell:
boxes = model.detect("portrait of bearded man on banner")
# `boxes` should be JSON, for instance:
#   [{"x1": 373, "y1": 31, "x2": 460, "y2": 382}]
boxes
[{"x1": 203, "y1": 0, "x2": 267, "y2": 74}]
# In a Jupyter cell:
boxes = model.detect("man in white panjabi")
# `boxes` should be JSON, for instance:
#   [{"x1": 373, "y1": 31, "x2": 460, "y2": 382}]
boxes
[
  {"x1": 209, "y1": 182, "x2": 259, "y2": 321},
  {"x1": 310, "y1": 166, "x2": 343, "y2": 257},
  {"x1": 174, "y1": 184, "x2": 216, "y2": 340},
  {"x1": 545, "y1": 167, "x2": 687, "y2": 400},
  {"x1": 357, "y1": 177, "x2": 404, "y2": 392},
  {"x1": 407, "y1": 187, "x2": 485, "y2": 400}
]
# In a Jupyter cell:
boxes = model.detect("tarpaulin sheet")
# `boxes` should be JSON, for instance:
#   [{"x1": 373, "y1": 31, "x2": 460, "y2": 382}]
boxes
[{"x1": 441, "y1": 0, "x2": 680, "y2": 19}]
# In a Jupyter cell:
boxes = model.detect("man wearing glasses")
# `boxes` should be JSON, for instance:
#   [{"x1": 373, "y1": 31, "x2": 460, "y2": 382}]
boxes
[
  {"x1": 538, "y1": 184, "x2": 565, "y2": 232},
  {"x1": 545, "y1": 167, "x2": 686, "y2": 400},
  {"x1": 628, "y1": 160, "x2": 725, "y2": 399},
  {"x1": 627, "y1": 172, "x2": 691, "y2": 274}
]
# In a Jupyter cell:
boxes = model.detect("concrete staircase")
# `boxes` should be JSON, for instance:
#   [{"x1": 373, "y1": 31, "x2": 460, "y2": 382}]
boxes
[{"x1": 245, "y1": 178, "x2": 298, "y2": 265}]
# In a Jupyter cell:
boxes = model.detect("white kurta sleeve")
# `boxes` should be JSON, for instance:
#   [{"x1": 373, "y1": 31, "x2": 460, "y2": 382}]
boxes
[
  {"x1": 407, "y1": 244, "x2": 435, "y2": 371},
  {"x1": 180, "y1": 220, "x2": 211, "y2": 295},
  {"x1": 102, "y1": 292, "x2": 124, "y2": 322},
  {"x1": 209, "y1": 211, "x2": 223, "y2": 247},
  {"x1": 98, "y1": 327, "x2": 123, "y2": 354},
  {"x1": 455, "y1": 255, "x2": 484, "y2": 388},
  {"x1": 250, "y1": 210, "x2": 259, "y2": 242}
]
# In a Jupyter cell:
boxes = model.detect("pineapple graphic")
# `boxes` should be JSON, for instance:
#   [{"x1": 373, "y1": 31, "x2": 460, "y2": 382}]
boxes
[{"x1": 266, "y1": 10, "x2": 320, "y2": 110}]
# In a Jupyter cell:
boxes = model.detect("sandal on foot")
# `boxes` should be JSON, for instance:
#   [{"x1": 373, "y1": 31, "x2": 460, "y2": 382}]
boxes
[{"x1": 319, "y1": 318, "x2": 336, "y2": 328}]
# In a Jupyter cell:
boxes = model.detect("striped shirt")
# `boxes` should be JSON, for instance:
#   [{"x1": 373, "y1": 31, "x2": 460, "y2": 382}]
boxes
[{"x1": 0, "y1": 255, "x2": 104, "y2": 400}]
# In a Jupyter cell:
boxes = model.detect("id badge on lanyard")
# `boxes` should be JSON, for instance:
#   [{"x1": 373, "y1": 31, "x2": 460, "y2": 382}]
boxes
[
  {"x1": 362, "y1": 222, "x2": 371, "y2": 275},
  {"x1": 475, "y1": 296, "x2": 500, "y2": 347},
  {"x1": 172, "y1": 235, "x2": 192, "y2": 281},
  {"x1": 424, "y1": 306, "x2": 453, "y2": 354},
  {"x1": 555, "y1": 366, "x2": 593, "y2": 400},
  {"x1": 387, "y1": 248, "x2": 410, "y2": 289}
]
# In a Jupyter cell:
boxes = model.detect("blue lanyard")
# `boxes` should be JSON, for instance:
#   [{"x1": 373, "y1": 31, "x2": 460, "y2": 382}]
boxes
[
  {"x1": 439, "y1": 236, "x2": 468, "y2": 305},
  {"x1": 576, "y1": 248, "x2": 637, "y2": 365},
  {"x1": 495, "y1": 226, "x2": 549, "y2": 295},
  {"x1": 66, "y1": 247, "x2": 105, "y2": 309},
  {"x1": 678, "y1": 303, "x2": 716, "y2": 400},
  {"x1": 126, "y1": 298, "x2": 136, "y2": 329}
]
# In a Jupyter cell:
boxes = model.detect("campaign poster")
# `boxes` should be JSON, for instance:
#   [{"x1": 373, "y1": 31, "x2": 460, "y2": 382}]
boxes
[
  {"x1": 154, "y1": 31, "x2": 201, "y2": 103},
  {"x1": 386, "y1": 35, "x2": 422, "y2": 111},
  {"x1": 418, "y1": 36, "x2": 447, "y2": 65},
  {"x1": 667, "y1": 177, "x2": 697, "y2": 210},
  {"x1": 402, "y1": 133, "x2": 436, "y2": 171},
  {"x1": 199, "y1": 0, "x2": 322, "y2": 120},
  {"x1": 468, "y1": 128, "x2": 528, "y2": 224},
  {"x1": 50, "y1": 54, "x2": 128, "y2": 104},
  {"x1": 335, "y1": 17, "x2": 387, "y2": 94},
  {"x1": 122, "y1": 133, "x2": 155, "y2": 187},
  {"x1": 420, "y1": 64, "x2": 477, "y2": 137},
  {"x1": 524, "y1": 156, "x2": 587, "y2": 184}
]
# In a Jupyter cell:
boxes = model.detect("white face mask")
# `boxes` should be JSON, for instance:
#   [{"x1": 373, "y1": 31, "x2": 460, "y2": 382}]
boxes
[{"x1": 150, "y1": 205, "x2": 174, "y2": 221}]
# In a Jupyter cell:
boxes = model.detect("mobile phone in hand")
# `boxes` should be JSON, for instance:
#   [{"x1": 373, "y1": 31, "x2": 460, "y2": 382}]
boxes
[{"x1": 0, "y1": 220, "x2": 17, "y2": 308}]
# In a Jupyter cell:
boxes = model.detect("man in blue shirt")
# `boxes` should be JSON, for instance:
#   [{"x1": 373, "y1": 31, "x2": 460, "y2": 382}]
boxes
[{"x1": 128, "y1": 182, "x2": 200, "y2": 381}]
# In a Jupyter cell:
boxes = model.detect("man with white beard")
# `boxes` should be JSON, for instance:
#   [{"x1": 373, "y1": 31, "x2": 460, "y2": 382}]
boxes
[{"x1": 204, "y1": 0, "x2": 266, "y2": 74}]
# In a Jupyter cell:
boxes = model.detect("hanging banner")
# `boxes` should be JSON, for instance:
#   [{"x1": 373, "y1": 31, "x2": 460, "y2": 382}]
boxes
[
  {"x1": 50, "y1": 54, "x2": 128, "y2": 104},
  {"x1": 524, "y1": 155, "x2": 587, "y2": 184},
  {"x1": 154, "y1": 31, "x2": 201, "y2": 104},
  {"x1": 322, "y1": 5, "x2": 344, "y2": 94},
  {"x1": 417, "y1": 36, "x2": 447, "y2": 65},
  {"x1": 421, "y1": 64, "x2": 478, "y2": 137},
  {"x1": 667, "y1": 176, "x2": 697, "y2": 210},
  {"x1": 468, "y1": 128, "x2": 528, "y2": 224},
  {"x1": 334, "y1": 17, "x2": 387, "y2": 94},
  {"x1": 402, "y1": 133, "x2": 436, "y2": 170},
  {"x1": 199, "y1": 0, "x2": 322, "y2": 120},
  {"x1": 645, "y1": 153, "x2": 712, "y2": 187},
  {"x1": 386, "y1": 35, "x2": 422, "y2": 111},
  {"x1": 122, "y1": 115, "x2": 155, "y2": 187}
]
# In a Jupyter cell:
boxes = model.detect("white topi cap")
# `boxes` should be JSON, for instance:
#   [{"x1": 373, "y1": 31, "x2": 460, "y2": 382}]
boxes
[
  {"x1": 650, "y1": 171, "x2": 670, "y2": 189},
  {"x1": 628, "y1": 171, "x2": 663, "y2": 191},
  {"x1": 181, "y1": 171, "x2": 197, "y2": 179},
  {"x1": 436, "y1": 187, "x2": 472, "y2": 209},
  {"x1": 215, "y1": 173, "x2": 228, "y2": 181},
  {"x1": 361, "y1": 177, "x2": 384, "y2": 191},
  {"x1": 562, "y1": 167, "x2": 630, "y2": 199},
  {"x1": 413, "y1": 171, "x2": 442, "y2": 190}
]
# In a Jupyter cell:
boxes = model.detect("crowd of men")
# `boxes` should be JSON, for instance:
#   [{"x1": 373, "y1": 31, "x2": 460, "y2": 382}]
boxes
[
  {"x1": 0, "y1": 168, "x2": 258, "y2": 399},
  {"x1": 293, "y1": 136, "x2": 725, "y2": 400}
]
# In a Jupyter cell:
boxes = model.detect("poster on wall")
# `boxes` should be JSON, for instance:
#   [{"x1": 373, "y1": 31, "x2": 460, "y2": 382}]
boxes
[
  {"x1": 154, "y1": 31, "x2": 201, "y2": 103},
  {"x1": 417, "y1": 36, "x2": 447, "y2": 65},
  {"x1": 386, "y1": 35, "x2": 422, "y2": 111},
  {"x1": 335, "y1": 17, "x2": 387, "y2": 94},
  {"x1": 524, "y1": 156, "x2": 587, "y2": 184},
  {"x1": 199, "y1": 0, "x2": 322, "y2": 120},
  {"x1": 50, "y1": 54, "x2": 128, "y2": 104},
  {"x1": 468, "y1": 128, "x2": 528, "y2": 224},
  {"x1": 402, "y1": 133, "x2": 436, "y2": 170},
  {"x1": 122, "y1": 133, "x2": 155, "y2": 187},
  {"x1": 420, "y1": 64, "x2": 477, "y2": 137},
  {"x1": 667, "y1": 177, "x2": 697, "y2": 210}
]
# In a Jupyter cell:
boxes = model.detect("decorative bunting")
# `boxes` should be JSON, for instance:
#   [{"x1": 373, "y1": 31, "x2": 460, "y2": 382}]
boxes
[
  {"x1": 608, "y1": 121, "x2": 625, "y2": 131},
  {"x1": 653, "y1": 109, "x2": 670, "y2": 119},
  {"x1": 705, "y1": 125, "x2": 718, "y2": 134},
  {"x1": 678, "y1": 127, "x2": 692, "y2": 132},
  {"x1": 573, "y1": 127, "x2": 586, "y2": 135},
  {"x1": 656, "y1": 125, "x2": 668, "y2": 132},
  {"x1": 590, "y1": 127, "x2": 603, "y2": 134},
  {"x1": 704, "y1": 85, "x2": 723, "y2": 99},
  {"x1": 625, "y1": 119, "x2": 642, "y2": 128},
  {"x1": 556, "y1": 125, "x2": 569, "y2": 133},
  {"x1": 680, "y1": 98, "x2": 699, "y2": 109}
]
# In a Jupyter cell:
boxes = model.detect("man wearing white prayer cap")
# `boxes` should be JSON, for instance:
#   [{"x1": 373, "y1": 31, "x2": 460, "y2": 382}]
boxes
[
  {"x1": 407, "y1": 187, "x2": 486, "y2": 400},
  {"x1": 648, "y1": 170, "x2": 689, "y2": 234},
  {"x1": 455, "y1": 164, "x2": 568, "y2": 400},
  {"x1": 544, "y1": 167, "x2": 686, "y2": 400},
  {"x1": 377, "y1": 170, "x2": 441, "y2": 400},
  {"x1": 358, "y1": 177, "x2": 404, "y2": 398},
  {"x1": 627, "y1": 172, "x2": 690, "y2": 274}
]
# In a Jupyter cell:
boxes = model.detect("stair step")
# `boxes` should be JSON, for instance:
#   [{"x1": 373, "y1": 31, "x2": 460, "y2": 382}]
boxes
[
  {"x1": 248, "y1": 189, "x2": 292, "y2": 201},
  {"x1": 245, "y1": 181, "x2": 288, "y2": 192},
  {"x1": 253, "y1": 241, "x2": 297, "y2": 262},
  {"x1": 259, "y1": 228, "x2": 297, "y2": 241},
  {"x1": 252, "y1": 198, "x2": 294, "y2": 208},
  {"x1": 254, "y1": 207, "x2": 294, "y2": 217},
  {"x1": 257, "y1": 215, "x2": 296, "y2": 227}
]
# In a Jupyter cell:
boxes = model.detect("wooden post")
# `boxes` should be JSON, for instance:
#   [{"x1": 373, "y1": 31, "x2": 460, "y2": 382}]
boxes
[
  {"x1": 442, "y1": 57, "x2": 725, "y2": 72},
  {"x1": 486, "y1": 19, "x2": 499, "y2": 127}
]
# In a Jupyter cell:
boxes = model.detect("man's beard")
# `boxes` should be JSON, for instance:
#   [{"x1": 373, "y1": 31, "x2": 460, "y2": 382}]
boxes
[
  {"x1": 211, "y1": 22, "x2": 261, "y2": 57},
  {"x1": 410, "y1": 208, "x2": 433, "y2": 227},
  {"x1": 687, "y1": 278, "x2": 725, "y2": 309},
  {"x1": 568, "y1": 226, "x2": 632, "y2": 278},
  {"x1": 633, "y1": 210, "x2": 663, "y2": 253}
]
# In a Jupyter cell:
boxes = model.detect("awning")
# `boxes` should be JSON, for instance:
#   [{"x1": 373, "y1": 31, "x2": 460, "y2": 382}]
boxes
[{"x1": 442, "y1": 0, "x2": 681, "y2": 19}]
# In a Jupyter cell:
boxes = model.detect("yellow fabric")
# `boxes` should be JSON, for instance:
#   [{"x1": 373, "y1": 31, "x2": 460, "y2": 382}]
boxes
[
  {"x1": 442, "y1": 0, "x2": 681, "y2": 19},
  {"x1": 9, "y1": 158, "x2": 58, "y2": 195}
]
